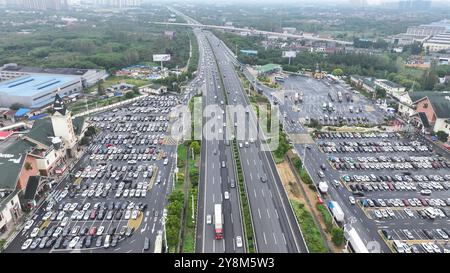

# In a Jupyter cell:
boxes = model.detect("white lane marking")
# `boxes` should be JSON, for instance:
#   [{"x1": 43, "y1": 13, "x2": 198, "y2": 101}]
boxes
[
  {"x1": 247, "y1": 159, "x2": 250, "y2": 166},
  {"x1": 222, "y1": 240, "x2": 225, "y2": 252},
  {"x1": 282, "y1": 233, "x2": 287, "y2": 245},
  {"x1": 213, "y1": 177, "x2": 215, "y2": 185},
  {"x1": 213, "y1": 240, "x2": 216, "y2": 253},
  {"x1": 261, "y1": 189, "x2": 265, "y2": 197},
  {"x1": 212, "y1": 193, "x2": 215, "y2": 203},
  {"x1": 258, "y1": 208, "x2": 261, "y2": 219},
  {"x1": 254, "y1": 188, "x2": 257, "y2": 198},
  {"x1": 267, "y1": 209, "x2": 270, "y2": 219},
  {"x1": 275, "y1": 209, "x2": 279, "y2": 219},
  {"x1": 231, "y1": 212, "x2": 234, "y2": 223},
  {"x1": 250, "y1": 173, "x2": 253, "y2": 180},
  {"x1": 263, "y1": 232, "x2": 267, "y2": 245},
  {"x1": 273, "y1": 233, "x2": 278, "y2": 245}
]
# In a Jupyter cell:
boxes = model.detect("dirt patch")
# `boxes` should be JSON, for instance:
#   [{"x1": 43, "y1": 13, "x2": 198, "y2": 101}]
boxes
[{"x1": 276, "y1": 161, "x2": 304, "y2": 204}]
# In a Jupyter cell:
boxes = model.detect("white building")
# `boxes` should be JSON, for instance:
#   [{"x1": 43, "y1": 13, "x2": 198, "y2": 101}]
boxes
[
  {"x1": 0, "y1": 190, "x2": 22, "y2": 236},
  {"x1": 423, "y1": 32, "x2": 450, "y2": 52},
  {"x1": 374, "y1": 79, "x2": 406, "y2": 98}
]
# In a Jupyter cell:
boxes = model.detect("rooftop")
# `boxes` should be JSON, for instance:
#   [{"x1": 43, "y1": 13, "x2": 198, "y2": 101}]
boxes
[
  {"x1": 410, "y1": 91, "x2": 450, "y2": 119},
  {"x1": 377, "y1": 79, "x2": 404, "y2": 89},
  {"x1": 1, "y1": 64, "x2": 90, "y2": 76},
  {"x1": 0, "y1": 74, "x2": 80, "y2": 97},
  {"x1": 257, "y1": 63, "x2": 282, "y2": 73}
]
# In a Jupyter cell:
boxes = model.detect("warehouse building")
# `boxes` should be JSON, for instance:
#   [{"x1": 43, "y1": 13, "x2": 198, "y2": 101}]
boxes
[
  {"x1": 0, "y1": 74, "x2": 82, "y2": 108},
  {"x1": 0, "y1": 63, "x2": 107, "y2": 88}
]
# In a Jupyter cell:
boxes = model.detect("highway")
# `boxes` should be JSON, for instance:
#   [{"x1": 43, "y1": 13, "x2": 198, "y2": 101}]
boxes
[
  {"x1": 203, "y1": 32, "x2": 308, "y2": 253},
  {"x1": 193, "y1": 29, "x2": 245, "y2": 253}
]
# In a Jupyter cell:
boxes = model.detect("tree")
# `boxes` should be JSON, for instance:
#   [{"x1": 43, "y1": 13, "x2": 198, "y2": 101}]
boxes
[
  {"x1": 132, "y1": 86, "x2": 140, "y2": 94},
  {"x1": 332, "y1": 68, "x2": 344, "y2": 77},
  {"x1": 97, "y1": 80, "x2": 105, "y2": 96},
  {"x1": 80, "y1": 136, "x2": 90, "y2": 146},
  {"x1": 332, "y1": 227, "x2": 345, "y2": 247},
  {"x1": 10, "y1": 103, "x2": 24, "y2": 110},
  {"x1": 125, "y1": 92, "x2": 134, "y2": 99},
  {"x1": 190, "y1": 141, "x2": 201, "y2": 155},
  {"x1": 375, "y1": 87, "x2": 386, "y2": 99},
  {"x1": 24, "y1": 162, "x2": 33, "y2": 171},
  {"x1": 84, "y1": 126, "x2": 97, "y2": 137},
  {"x1": 436, "y1": 131, "x2": 449, "y2": 142}
]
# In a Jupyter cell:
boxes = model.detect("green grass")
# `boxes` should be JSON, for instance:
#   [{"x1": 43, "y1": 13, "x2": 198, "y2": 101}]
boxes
[
  {"x1": 85, "y1": 75, "x2": 152, "y2": 93},
  {"x1": 316, "y1": 203, "x2": 333, "y2": 233},
  {"x1": 177, "y1": 145, "x2": 187, "y2": 169},
  {"x1": 290, "y1": 200, "x2": 328, "y2": 253}
]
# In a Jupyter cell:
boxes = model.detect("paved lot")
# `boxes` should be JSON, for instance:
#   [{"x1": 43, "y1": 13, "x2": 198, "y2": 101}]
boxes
[
  {"x1": 315, "y1": 131, "x2": 450, "y2": 253},
  {"x1": 6, "y1": 95, "x2": 179, "y2": 253},
  {"x1": 276, "y1": 76, "x2": 384, "y2": 127}
]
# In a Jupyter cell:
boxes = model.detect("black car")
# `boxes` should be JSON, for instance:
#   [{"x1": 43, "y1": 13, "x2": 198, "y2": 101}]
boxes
[
  {"x1": 45, "y1": 238, "x2": 56, "y2": 248},
  {"x1": 80, "y1": 226, "x2": 89, "y2": 236},
  {"x1": 115, "y1": 210, "x2": 123, "y2": 220}
]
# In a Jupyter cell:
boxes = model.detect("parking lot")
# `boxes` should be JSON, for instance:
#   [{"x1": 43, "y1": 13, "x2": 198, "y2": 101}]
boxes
[
  {"x1": 6, "y1": 95, "x2": 179, "y2": 253},
  {"x1": 277, "y1": 76, "x2": 384, "y2": 127},
  {"x1": 314, "y1": 131, "x2": 450, "y2": 253}
]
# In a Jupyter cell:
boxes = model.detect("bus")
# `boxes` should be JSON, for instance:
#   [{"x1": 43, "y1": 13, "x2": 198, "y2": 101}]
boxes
[
  {"x1": 214, "y1": 204, "x2": 223, "y2": 240},
  {"x1": 274, "y1": 76, "x2": 285, "y2": 82}
]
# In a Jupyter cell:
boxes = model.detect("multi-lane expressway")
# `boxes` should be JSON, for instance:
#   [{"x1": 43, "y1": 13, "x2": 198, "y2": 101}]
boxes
[{"x1": 194, "y1": 29, "x2": 245, "y2": 253}]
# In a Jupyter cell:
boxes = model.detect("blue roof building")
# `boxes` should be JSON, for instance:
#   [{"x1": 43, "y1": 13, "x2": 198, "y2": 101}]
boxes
[{"x1": 0, "y1": 74, "x2": 82, "y2": 109}]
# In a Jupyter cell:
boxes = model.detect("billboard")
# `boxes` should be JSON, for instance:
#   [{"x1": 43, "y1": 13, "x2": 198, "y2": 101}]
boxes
[
  {"x1": 282, "y1": 51, "x2": 296, "y2": 58},
  {"x1": 153, "y1": 54, "x2": 171, "y2": 62}
]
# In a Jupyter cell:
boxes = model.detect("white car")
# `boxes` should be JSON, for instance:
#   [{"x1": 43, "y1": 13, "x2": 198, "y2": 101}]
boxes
[
  {"x1": 236, "y1": 236, "x2": 243, "y2": 248},
  {"x1": 131, "y1": 210, "x2": 139, "y2": 220},
  {"x1": 129, "y1": 189, "x2": 136, "y2": 197},
  {"x1": 60, "y1": 217, "x2": 69, "y2": 227},
  {"x1": 141, "y1": 190, "x2": 147, "y2": 197},
  {"x1": 42, "y1": 211, "x2": 52, "y2": 221},
  {"x1": 21, "y1": 239, "x2": 33, "y2": 250},
  {"x1": 206, "y1": 214, "x2": 212, "y2": 225},
  {"x1": 24, "y1": 220, "x2": 34, "y2": 231},
  {"x1": 60, "y1": 190, "x2": 68, "y2": 199},
  {"x1": 69, "y1": 203, "x2": 78, "y2": 211},
  {"x1": 69, "y1": 236, "x2": 80, "y2": 248},
  {"x1": 53, "y1": 227, "x2": 63, "y2": 238},
  {"x1": 56, "y1": 211, "x2": 65, "y2": 221},
  {"x1": 81, "y1": 190, "x2": 89, "y2": 197},
  {"x1": 83, "y1": 203, "x2": 91, "y2": 211},
  {"x1": 224, "y1": 191, "x2": 230, "y2": 200},
  {"x1": 163, "y1": 158, "x2": 169, "y2": 165},
  {"x1": 124, "y1": 210, "x2": 132, "y2": 220},
  {"x1": 123, "y1": 189, "x2": 129, "y2": 198},
  {"x1": 30, "y1": 227, "x2": 40, "y2": 238},
  {"x1": 76, "y1": 210, "x2": 85, "y2": 220},
  {"x1": 97, "y1": 226, "x2": 105, "y2": 236},
  {"x1": 63, "y1": 203, "x2": 71, "y2": 211},
  {"x1": 349, "y1": 196, "x2": 356, "y2": 205},
  {"x1": 135, "y1": 189, "x2": 141, "y2": 198},
  {"x1": 71, "y1": 211, "x2": 79, "y2": 220}
]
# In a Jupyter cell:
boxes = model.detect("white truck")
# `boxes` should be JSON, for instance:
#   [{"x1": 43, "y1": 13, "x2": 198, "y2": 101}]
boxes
[
  {"x1": 318, "y1": 181, "x2": 329, "y2": 193},
  {"x1": 294, "y1": 92, "x2": 299, "y2": 103},
  {"x1": 328, "y1": 200, "x2": 345, "y2": 223},
  {"x1": 214, "y1": 204, "x2": 223, "y2": 240}
]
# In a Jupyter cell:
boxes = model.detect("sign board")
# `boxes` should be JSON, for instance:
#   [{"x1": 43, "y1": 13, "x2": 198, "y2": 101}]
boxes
[
  {"x1": 153, "y1": 54, "x2": 171, "y2": 62},
  {"x1": 282, "y1": 51, "x2": 296, "y2": 58}
]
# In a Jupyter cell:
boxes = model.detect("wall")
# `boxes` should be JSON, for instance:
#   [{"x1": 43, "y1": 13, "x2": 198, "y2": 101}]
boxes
[{"x1": 0, "y1": 192, "x2": 22, "y2": 231}]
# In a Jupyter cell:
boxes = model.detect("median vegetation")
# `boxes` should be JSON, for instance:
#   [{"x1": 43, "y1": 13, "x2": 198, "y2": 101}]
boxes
[{"x1": 290, "y1": 200, "x2": 328, "y2": 253}]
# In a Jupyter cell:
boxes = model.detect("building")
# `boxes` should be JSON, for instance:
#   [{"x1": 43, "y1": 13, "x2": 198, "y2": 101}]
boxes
[
  {"x1": 0, "y1": 63, "x2": 108, "y2": 88},
  {"x1": 375, "y1": 79, "x2": 406, "y2": 98},
  {"x1": 350, "y1": 75, "x2": 377, "y2": 93},
  {"x1": 139, "y1": 84, "x2": 167, "y2": 95},
  {"x1": 5, "y1": 0, "x2": 68, "y2": 10},
  {"x1": 164, "y1": 31, "x2": 176, "y2": 39},
  {"x1": 94, "y1": 0, "x2": 142, "y2": 7},
  {"x1": 257, "y1": 63, "x2": 282, "y2": 76},
  {"x1": 391, "y1": 33, "x2": 429, "y2": 46},
  {"x1": 423, "y1": 32, "x2": 450, "y2": 52},
  {"x1": 0, "y1": 74, "x2": 82, "y2": 109},
  {"x1": 406, "y1": 25, "x2": 446, "y2": 36},
  {"x1": 0, "y1": 190, "x2": 22, "y2": 236}
]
